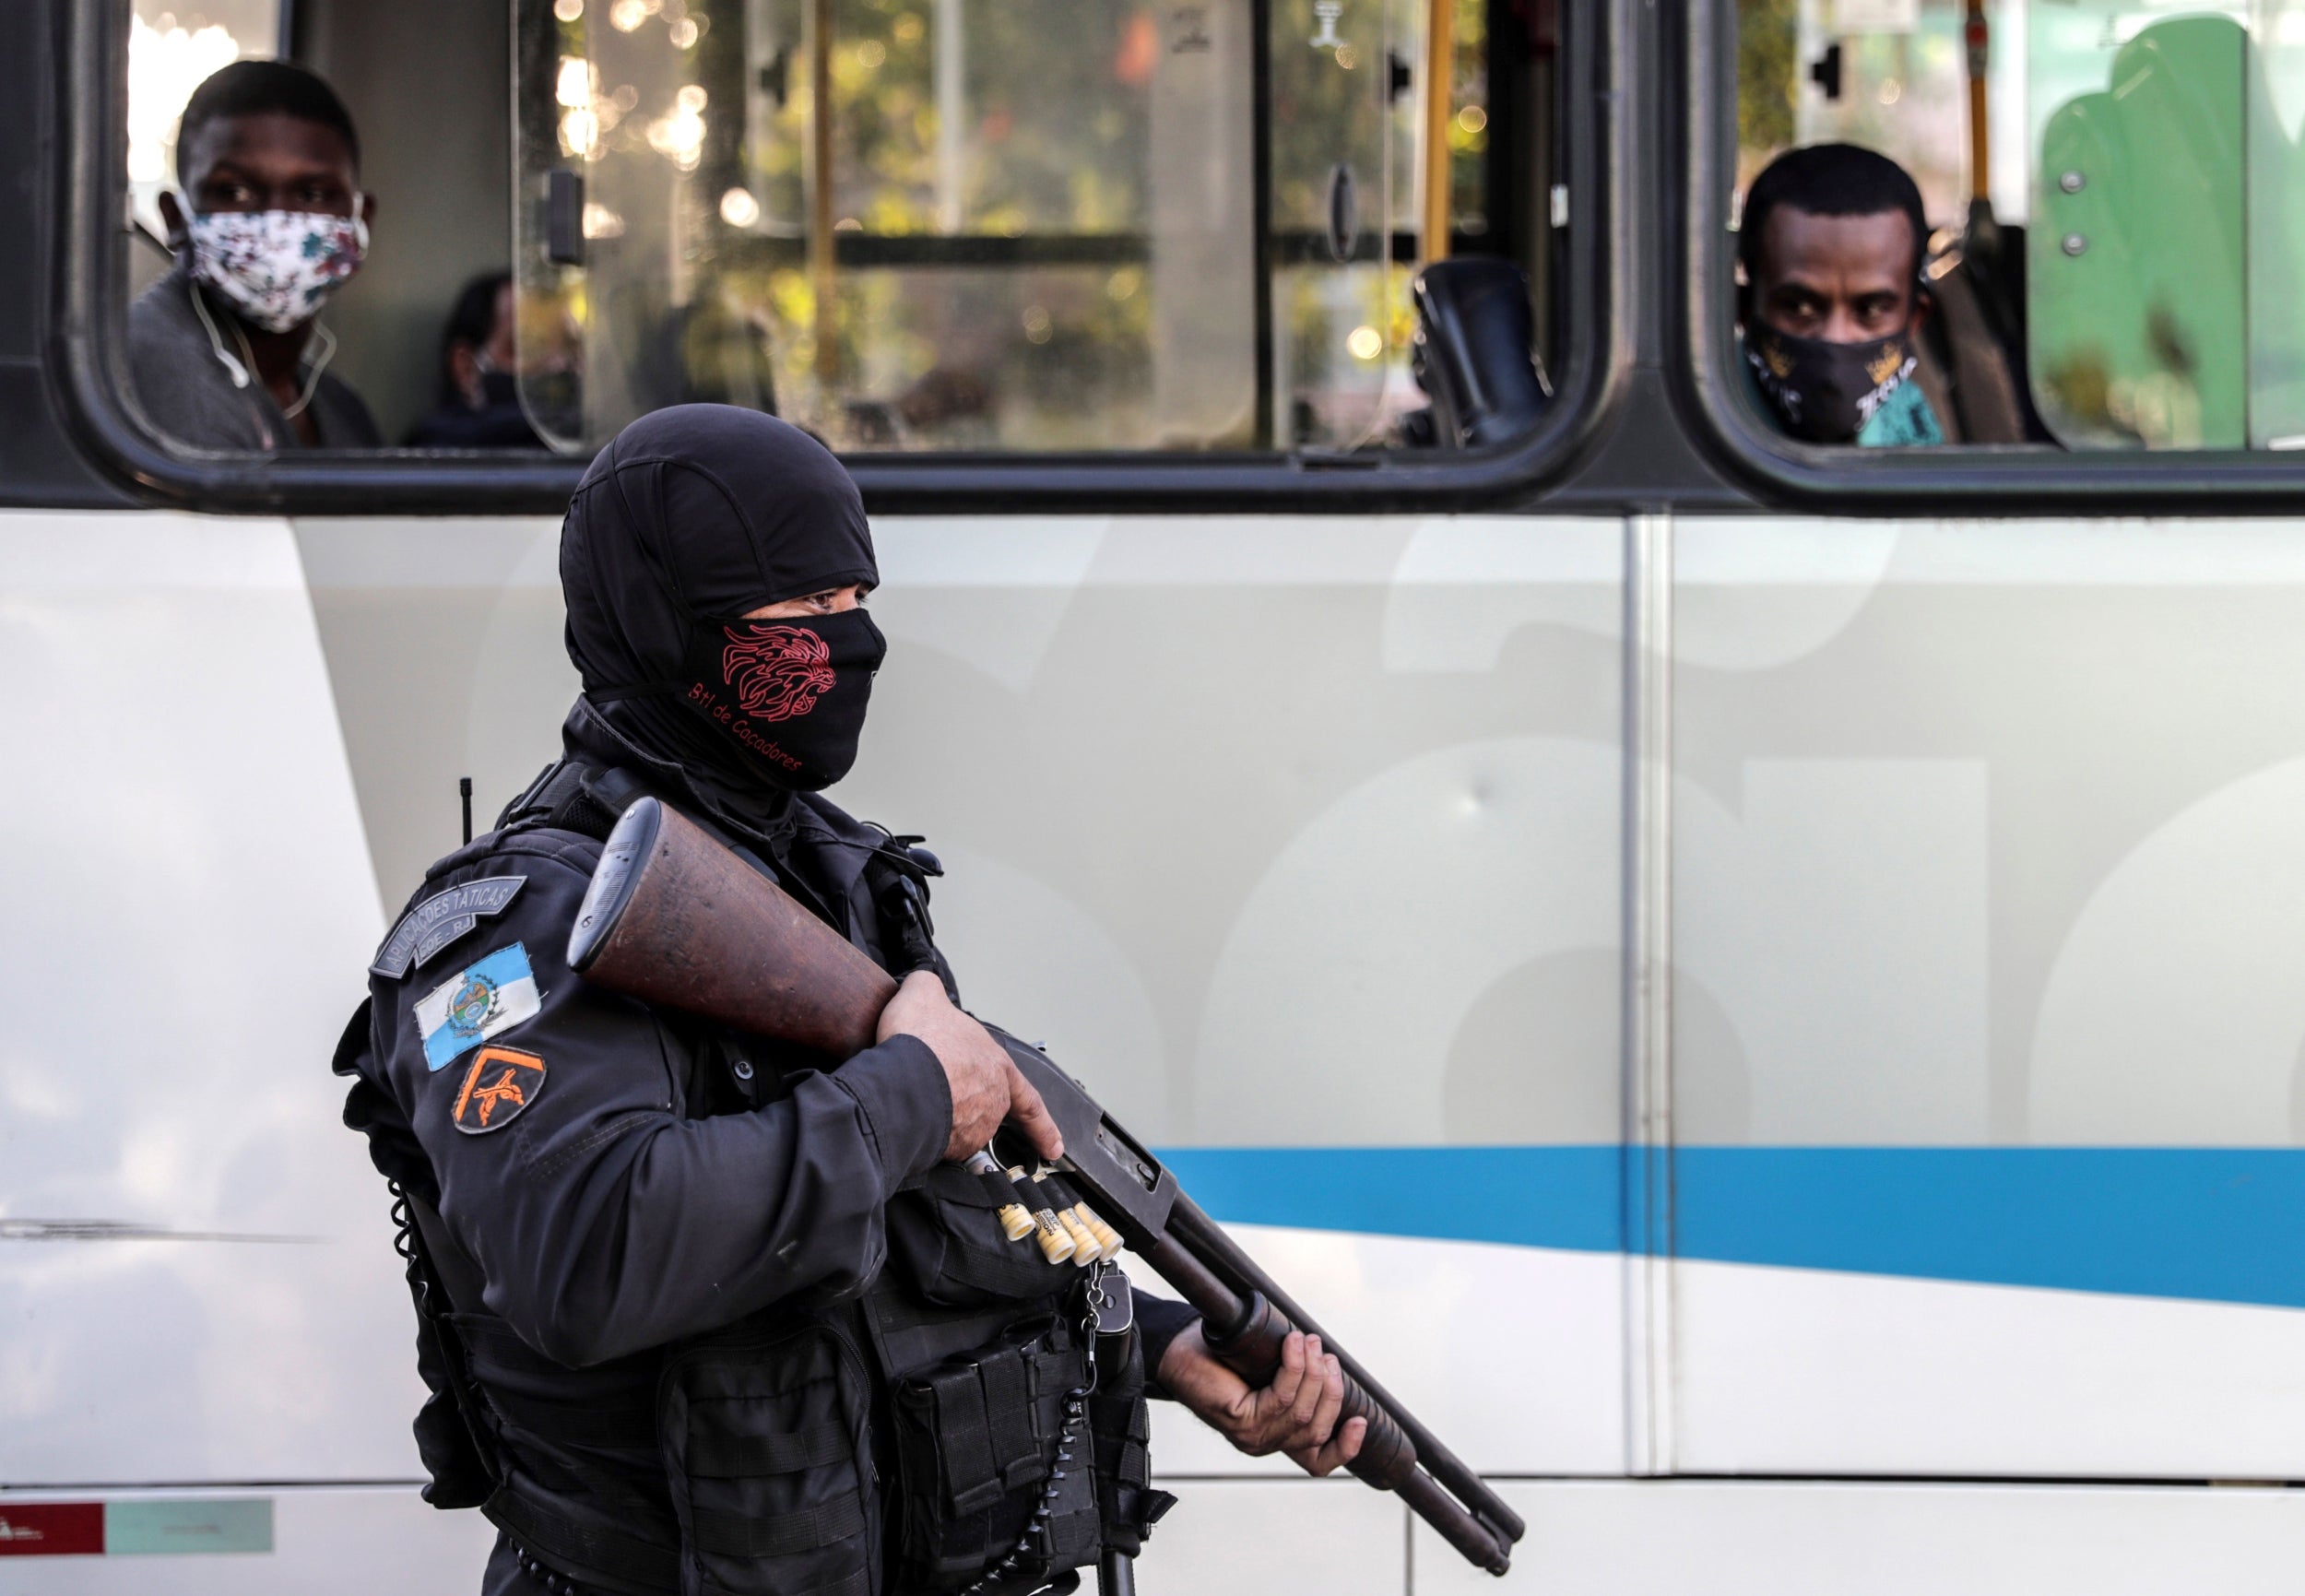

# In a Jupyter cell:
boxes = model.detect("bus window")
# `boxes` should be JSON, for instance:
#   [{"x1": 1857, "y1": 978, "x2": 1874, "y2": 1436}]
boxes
[
  {"x1": 2029, "y1": 2, "x2": 2305, "y2": 449},
  {"x1": 119, "y1": 0, "x2": 541, "y2": 454},
  {"x1": 127, "y1": 2, "x2": 278, "y2": 249},
  {"x1": 1735, "y1": 0, "x2": 2305, "y2": 452},
  {"x1": 122, "y1": 2, "x2": 281, "y2": 361},
  {"x1": 513, "y1": 0, "x2": 1543, "y2": 455}
]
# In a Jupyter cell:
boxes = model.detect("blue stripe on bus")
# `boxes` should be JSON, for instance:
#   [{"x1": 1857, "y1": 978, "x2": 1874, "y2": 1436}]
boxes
[{"x1": 1154, "y1": 1145, "x2": 2305, "y2": 1309}]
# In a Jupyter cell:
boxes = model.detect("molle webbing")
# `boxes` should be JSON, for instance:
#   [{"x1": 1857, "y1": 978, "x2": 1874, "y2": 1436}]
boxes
[
  {"x1": 683, "y1": 1417, "x2": 854, "y2": 1478},
  {"x1": 690, "y1": 1492, "x2": 867, "y2": 1559},
  {"x1": 483, "y1": 1388, "x2": 660, "y2": 1454},
  {"x1": 487, "y1": 1484, "x2": 681, "y2": 1595}
]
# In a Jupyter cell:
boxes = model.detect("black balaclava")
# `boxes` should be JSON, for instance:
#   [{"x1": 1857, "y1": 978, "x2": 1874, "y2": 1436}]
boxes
[{"x1": 560, "y1": 405, "x2": 884, "y2": 837}]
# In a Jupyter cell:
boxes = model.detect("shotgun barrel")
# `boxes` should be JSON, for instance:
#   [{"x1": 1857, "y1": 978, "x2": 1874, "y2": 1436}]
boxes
[{"x1": 567, "y1": 797, "x2": 1523, "y2": 1575}]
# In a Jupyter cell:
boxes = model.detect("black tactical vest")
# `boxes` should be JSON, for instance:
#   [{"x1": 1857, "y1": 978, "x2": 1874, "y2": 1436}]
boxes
[{"x1": 337, "y1": 760, "x2": 1169, "y2": 1596}]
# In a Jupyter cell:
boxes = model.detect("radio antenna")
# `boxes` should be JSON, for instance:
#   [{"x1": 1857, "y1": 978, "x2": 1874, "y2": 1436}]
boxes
[{"x1": 459, "y1": 777, "x2": 474, "y2": 845}]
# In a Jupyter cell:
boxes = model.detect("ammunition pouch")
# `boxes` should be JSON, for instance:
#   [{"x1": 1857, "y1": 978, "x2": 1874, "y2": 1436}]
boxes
[
  {"x1": 885, "y1": 1312, "x2": 1099, "y2": 1590},
  {"x1": 866, "y1": 1174, "x2": 1173, "y2": 1594}
]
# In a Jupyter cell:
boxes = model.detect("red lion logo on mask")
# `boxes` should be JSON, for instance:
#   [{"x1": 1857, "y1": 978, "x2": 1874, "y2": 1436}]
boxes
[{"x1": 721, "y1": 625, "x2": 836, "y2": 722}]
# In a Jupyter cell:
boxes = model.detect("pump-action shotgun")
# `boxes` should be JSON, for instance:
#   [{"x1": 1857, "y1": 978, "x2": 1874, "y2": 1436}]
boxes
[{"x1": 565, "y1": 796, "x2": 1524, "y2": 1575}]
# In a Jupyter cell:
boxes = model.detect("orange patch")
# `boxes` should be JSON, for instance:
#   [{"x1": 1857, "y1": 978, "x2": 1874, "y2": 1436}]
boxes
[{"x1": 452, "y1": 1046, "x2": 548, "y2": 1136}]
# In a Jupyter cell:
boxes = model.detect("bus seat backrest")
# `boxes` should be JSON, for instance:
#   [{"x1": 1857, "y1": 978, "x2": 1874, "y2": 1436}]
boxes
[
  {"x1": 1409, "y1": 259, "x2": 1550, "y2": 449},
  {"x1": 1920, "y1": 258, "x2": 2031, "y2": 445},
  {"x1": 2030, "y1": 15, "x2": 2248, "y2": 448}
]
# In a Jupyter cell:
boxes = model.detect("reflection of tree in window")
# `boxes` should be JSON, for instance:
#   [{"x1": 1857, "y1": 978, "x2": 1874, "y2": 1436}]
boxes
[
  {"x1": 537, "y1": 0, "x2": 1495, "y2": 451},
  {"x1": 669, "y1": 0, "x2": 1163, "y2": 446}
]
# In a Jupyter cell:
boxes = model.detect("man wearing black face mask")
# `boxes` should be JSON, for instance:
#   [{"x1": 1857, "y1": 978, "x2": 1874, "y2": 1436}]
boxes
[
  {"x1": 336, "y1": 406, "x2": 1361, "y2": 1596},
  {"x1": 404, "y1": 273, "x2": 548, "y2": 450},
  {"x1": 1737, "y1": 143, "x2": 1944, "y2": 447}
]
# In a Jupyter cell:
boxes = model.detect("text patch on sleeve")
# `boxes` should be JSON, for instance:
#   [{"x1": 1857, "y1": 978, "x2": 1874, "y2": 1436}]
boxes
[{"x1": 372, "y1": 877, "x2": 526, "y2": 978}]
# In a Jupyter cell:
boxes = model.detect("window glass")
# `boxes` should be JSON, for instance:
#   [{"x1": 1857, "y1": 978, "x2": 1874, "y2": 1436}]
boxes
[
  {"x1": 515, "y1": 0, "x2": 1529, "y2": 455},
  {"x1": 1735, "y1": 0, "x2": 2305, "y2": 451},
  {"x1": 2031, "y1": 0, "x2": 2305, "y2": 447},
  {"x1": 127, "y1": 1, "x2": 281, "y2": 239}
]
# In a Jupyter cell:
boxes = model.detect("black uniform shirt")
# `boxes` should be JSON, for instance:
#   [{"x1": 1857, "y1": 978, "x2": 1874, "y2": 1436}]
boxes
[{"x1": 360, "y1": 820, "x2": 952, "y2": 1368}]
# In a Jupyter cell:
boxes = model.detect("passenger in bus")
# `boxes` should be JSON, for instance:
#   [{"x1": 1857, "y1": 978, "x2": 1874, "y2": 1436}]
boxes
[
  {"x1": 128, "y1": 61, "x2": 380, "y2": 453},
  {"x1": 1737, "y1": 143, "x2": 1944, "y2": 447},
  {"x1": 403, "y1": 273, "x2": 547, "y2": 450}
]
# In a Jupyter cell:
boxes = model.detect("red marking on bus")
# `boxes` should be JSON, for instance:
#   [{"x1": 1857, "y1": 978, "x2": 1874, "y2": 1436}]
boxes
[{"x1": 0, "y1": 1502, "x2": 103, "y2": 1555}]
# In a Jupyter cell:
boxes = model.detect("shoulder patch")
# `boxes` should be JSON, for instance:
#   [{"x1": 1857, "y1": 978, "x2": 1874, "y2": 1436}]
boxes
[
  {"x1": 372, "y1": 877, "x2": 526, "y2": 978},
  {"x1": 416, "y1": 942, "x2": 543, "y2": 1071},
  {"x1": 453, "y1": 1046, "x2": 548, "y2": 1135}
]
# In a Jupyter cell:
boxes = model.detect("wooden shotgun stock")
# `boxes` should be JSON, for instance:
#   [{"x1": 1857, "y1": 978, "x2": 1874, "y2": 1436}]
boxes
[{"x1": 568, "y1": 798, "x2": 1524, "y2": 1576}]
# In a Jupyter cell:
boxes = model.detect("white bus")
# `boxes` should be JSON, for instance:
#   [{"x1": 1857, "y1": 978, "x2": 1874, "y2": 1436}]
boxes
[{"x1": 9, "y1": 0, "x2": 2305, "y2": 1590}]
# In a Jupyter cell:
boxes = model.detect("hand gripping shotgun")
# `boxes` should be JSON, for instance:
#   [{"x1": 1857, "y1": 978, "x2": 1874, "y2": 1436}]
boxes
[{"x1": 565, "y1": 798, "x2": 1525, "y2": 1576}]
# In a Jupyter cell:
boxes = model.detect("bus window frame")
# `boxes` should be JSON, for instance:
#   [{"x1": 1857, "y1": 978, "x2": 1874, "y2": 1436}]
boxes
[
  {"x1": 54, "y1": 0, "x2": 1617, "y2": 517},
  {"x1": 1675, "y1": 0, "x2": 2305, "y2": 513}
]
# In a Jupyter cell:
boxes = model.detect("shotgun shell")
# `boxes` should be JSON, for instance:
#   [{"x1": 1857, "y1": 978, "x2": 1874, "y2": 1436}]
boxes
[
  {"x1": 1009, "y1": 1165, "x2": 1076, "y2": 1264},
  {"x1": 1033, "y1": 1169, "x2": 1102, "y2": 1264},
  {"x1": 965, "y1": 1151, "x2": 1039, "y2": 1242},
  {"x1": 1055, "y1": 1206, "x2": 1102, "y2": 1265},
  {"x1": 1076, "y1": 1206, "x2": 1125, "y2": 1259}
]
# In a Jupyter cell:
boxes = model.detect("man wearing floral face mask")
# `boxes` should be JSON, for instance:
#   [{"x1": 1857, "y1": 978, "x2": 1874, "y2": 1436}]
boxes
[
  {"x1": 1737, "y1": 143, "x2": 1945, "y2": 448},
  {"x1": 129, "y1": 60, "x2": 381, "y2": 452}
]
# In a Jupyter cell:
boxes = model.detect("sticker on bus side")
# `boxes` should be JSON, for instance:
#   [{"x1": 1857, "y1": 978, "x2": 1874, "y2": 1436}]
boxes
[{"x1": 0, "y1": 1499, "x2": 272, "y2": 1556}]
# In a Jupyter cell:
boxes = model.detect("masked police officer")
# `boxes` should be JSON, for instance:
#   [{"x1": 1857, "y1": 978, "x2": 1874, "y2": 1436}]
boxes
[{"x1": 337, "y1": 405, "x2": 1362, "y2": 1596}]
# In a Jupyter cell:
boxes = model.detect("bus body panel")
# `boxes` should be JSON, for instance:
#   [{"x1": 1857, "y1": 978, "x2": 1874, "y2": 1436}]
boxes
[
  {"x1": 0, "y1": 1487, "x2": 497, "y2": 1592},
  {"x1": 12, "y1": 505, "x2": 2305, "y2": 1589},
  {"x1": 0, "y1": 511, "x2": 416, "y2": 1485}
]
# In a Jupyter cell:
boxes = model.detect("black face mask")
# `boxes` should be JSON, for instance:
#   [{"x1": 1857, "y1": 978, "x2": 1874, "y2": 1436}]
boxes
[
  {"x1": 1745, "y1": 325, "x2": 1917, "y2": 443},
  {"x1": 478, "y1": 369, "x2": 522, "y2": 409},
  {"x1": 562, "y1": 407, "x2": 882, "y2": 830},
  {"x1": 677, "y1": 609, "x2": 886, "y2": 792}
]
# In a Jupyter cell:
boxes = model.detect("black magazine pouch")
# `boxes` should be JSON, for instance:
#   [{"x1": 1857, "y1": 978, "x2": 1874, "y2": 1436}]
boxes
[
  {"x1": 658, "y1": 1319, "x2": 880, "y2": 1596},
  {"x1": 870, "y1": 1168, "x2": 1159, "y2": 1590},
  {"x1": 883, "y1": 1312, "x2": 1102, "y2": 1591}
]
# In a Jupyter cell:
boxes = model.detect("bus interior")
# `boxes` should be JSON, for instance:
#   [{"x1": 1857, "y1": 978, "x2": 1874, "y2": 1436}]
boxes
[{"x1": 123, "y1": 0, "x2": 1566, "y2": 463}]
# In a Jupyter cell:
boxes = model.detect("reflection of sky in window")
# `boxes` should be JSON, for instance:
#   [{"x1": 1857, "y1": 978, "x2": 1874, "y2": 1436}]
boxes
[{"x1": 125, "y1": 1, "x2": 279, "y2": 236}]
